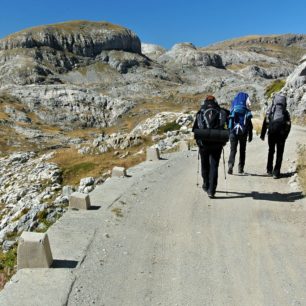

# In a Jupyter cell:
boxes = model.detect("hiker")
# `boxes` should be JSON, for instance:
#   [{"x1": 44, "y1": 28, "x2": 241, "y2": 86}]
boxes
[
  {"x1": 192, "y1": 95, "x2": 229, "y2": 198},
  {"x1": 260, "y1": 93, "x2": 291, "y2": 178},
  {"x1": 227, "y1": 92, "x2": 253, "y2": 175}
]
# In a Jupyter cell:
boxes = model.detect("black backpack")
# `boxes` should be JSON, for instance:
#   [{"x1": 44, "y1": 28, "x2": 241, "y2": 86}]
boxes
[
  {"x1": 268, "y1": 94, "x2": 287, "y2": 134},
  {"x1": 194, "y1": 100, "x2": 229, "y2": 145}
]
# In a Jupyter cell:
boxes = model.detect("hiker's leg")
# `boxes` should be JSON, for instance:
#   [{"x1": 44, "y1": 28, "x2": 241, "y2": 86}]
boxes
[
  {"x1": 267, "y1": 135, "x2": 276, "y2": 173},
  {"x1": 238, "y1": 135, "x2": 247, "y2": 172},
  {"x1": 228, "y1": 134, "x2": 238, "y2": 170},
  {"x1": 274, "y1": 140, "x2": 285, "y2": 175},
  {"x1": 200, "y1": 147, "x2": 210, "y2": 189},
  {"x1": 209, "y1": 146, "x2": 223, "y2": 194}
]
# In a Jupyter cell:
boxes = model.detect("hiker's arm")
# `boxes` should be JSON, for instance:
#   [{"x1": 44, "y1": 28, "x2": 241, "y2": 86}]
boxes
[
  {"x1": 260, "y1": 117, "x2": 267, "y2": 140},
  {"x1": 248, "y1": 119, "x2": 253, "y2": 142},
  {"x1": 192, "y1": 113, "x2": 199, "y2": 132},
  {"x1": 285, "y1": 111, "x2": 291, "y2": 137}
]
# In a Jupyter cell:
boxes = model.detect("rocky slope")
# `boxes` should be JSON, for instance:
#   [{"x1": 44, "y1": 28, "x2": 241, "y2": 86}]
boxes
[{"x1": 282, "y1": 55, "x2": 306, "y2": 116}]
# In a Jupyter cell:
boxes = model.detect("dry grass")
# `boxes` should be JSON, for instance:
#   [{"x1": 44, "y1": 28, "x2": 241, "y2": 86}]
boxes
[
  {"x1": 252, "y1": 117, "x2": 264, "y2": 136},
  {"x1": 50, "y1": 145, "x2": 147, "y2": 186},
  {"x1": 297, "y1": 146, "x2": 306, "y2": 195}
]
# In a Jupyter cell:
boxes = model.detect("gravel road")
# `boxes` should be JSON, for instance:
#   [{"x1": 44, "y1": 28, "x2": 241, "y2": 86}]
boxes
[{"x1": 67, "y1": 128, "x2": 306, "y2": 306}]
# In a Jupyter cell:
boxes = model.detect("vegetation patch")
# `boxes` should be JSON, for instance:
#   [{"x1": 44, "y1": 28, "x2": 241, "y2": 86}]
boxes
[
  {"x1": 0, "y1": 247, "x2": 17, "y2": 290},
  {"x1": 157, "y1": 121, "x2": 181, "y2": 134},
  {"x1": 297, "y1": 145, "x2": 306, "y2": 194},
  {"x1": 264, "y1": 80, "x2": 286, "y2": 98},
  {"x1": 51, "y1": 146, "x2": 146, "y2": 186}
]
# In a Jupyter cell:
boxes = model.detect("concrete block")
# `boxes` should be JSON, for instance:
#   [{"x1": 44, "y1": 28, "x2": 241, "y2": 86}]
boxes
[
  {"x1": 69, "y1": 192, "x2": 91, "y2": 210},
  {"x1": 178, "y1": 141, "x2": 189, "y2": 151},
  {"x1": 111, "y1": 166, "x2": 127, "y2": 177},
  {"x1": 17, "y1": 232, "x2": 53, "y2": 270},
  {"x1": 146, "y1": 147, "x2": 160, "y2": 161}
]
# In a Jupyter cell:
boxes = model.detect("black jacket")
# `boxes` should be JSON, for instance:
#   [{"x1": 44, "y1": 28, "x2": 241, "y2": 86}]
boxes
[{"x1": 260, "y1": 110, "x2": 291, "y2": 140}]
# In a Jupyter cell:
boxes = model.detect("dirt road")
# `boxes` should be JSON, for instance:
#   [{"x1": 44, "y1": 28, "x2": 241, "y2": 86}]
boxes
[{"x1": 66, "y1": 127, "x2": 306, "y2": 306}]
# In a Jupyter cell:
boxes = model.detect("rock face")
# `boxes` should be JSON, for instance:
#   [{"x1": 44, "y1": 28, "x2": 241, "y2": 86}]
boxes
[
  {"x1": 6, "y1": 85, "x2": 134, "y2": 127},
  {"x1": 0, "y1": 152, "x2": 68, "y2": 250},
  {"x1": 282, "y1": 56, "x2": 306, "y2": 116},
  {"x1": 158, "y1": 43, "x2": 224, "y2": 68},
  {"x1": 0, "y1": 20, "x2": 141, "y2": 56}
]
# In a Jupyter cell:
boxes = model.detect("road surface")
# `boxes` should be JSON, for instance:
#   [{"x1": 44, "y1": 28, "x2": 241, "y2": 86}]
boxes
[{"x1": 1, "y1": 127, "x2": 306, "y2": 306}]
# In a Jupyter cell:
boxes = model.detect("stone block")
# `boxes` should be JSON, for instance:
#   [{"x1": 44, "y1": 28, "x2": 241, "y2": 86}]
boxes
[
  {"x1": 146, "y1": 147, "x2": 160, "y2": 161},
  {"x1": 17, "y1": 232, "x2": 53, "y2": 270},
  {"x1": 111, "y1": 166, "x2": 127, "y2": 177},
  {"x1": 69, "y1": 192, "x2": 91, "y2": 210}
]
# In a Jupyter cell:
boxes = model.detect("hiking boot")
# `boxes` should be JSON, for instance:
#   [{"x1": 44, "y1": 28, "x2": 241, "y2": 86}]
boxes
[
  {"x1": 273, "y1": 171, "x2": 280, "y2": 179},
  {"x1": 267, "y1": 171, "x2": 273, "y2": 176},
  {"x1": 207, "y1": 190, "x2": 215, "y2": 198},
  {"x1": 238, "y1": 168, "x2": 244, "y2": 174},
  {"x1": 202, "y1": 183, "x2": 208, "y2": 192},
  {"x1": 228, "y1": 167, "x2": 233, "y2": 175}
]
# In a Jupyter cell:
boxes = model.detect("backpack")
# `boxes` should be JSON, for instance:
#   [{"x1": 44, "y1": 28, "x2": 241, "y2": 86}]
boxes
[
  {"x1": 194, "y1": 99, "x2": 229, "y2": 145},
  {"x1": 229, "y1": 92, "x2": 252, "y2": 136},
  {"x1": 268, "y1": 94, "x2": 287, "y2": 134}
]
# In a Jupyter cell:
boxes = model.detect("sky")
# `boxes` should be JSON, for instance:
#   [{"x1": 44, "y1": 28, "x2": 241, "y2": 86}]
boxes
[{"x1": 0, "y1": 0, "x2": 305, "y2": 49}]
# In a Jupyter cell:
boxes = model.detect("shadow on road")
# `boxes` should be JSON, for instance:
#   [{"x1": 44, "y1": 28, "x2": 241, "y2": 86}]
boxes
[
  {"x1": 216, "y1": 190, "x2": 304, "y2": 202},
  {"x1": 51, "y1": 259, "x2": 78, "y2": 268},
  {"x1": 235, "y1": 171, "x2": 296, "y2": 178}
]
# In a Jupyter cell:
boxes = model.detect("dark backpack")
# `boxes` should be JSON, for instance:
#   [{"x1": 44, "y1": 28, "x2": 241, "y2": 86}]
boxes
[
  {"x1": 194, "y1": 100, "x2": 229, "y2": 145},
  {"x1": 268, "y1": 94, "x2": 287, "y2": 134},
  {"x1": 229, "y1": 92, "x2": 252, "y2": 136}
]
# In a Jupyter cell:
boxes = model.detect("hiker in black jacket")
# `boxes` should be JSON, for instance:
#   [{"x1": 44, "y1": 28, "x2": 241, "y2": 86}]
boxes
[
  {"x1": 260, "y1": 93, "x2": 291, "y2": 179},
  {"x1": 192, "y1": 95, "x2": 229, "y2": 198}
]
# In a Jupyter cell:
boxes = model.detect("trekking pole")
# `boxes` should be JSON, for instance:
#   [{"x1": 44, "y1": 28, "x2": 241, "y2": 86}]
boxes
[
  {"x1": 196, "y1": 148, "x2": 200, "y2": 187},
  {"x1": 222, "y1": 148, "x2": 228, "y2": 194}
]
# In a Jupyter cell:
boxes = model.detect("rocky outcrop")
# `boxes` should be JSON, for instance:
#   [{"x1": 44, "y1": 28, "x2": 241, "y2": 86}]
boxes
[
  {"x1": 158, "y1": 43, "x2": 224, "y2": 68},
  {"x1": 209, "y1": 34, "x2": 306, "y2": 49},
  {"x1": 282, "y1": 55, "x2": 306, "y2": 116},
  {"x1": 5, "y1": 85, "x2": 134, "y2": 127},
  {"x1": 0, "y1": 20, "x2": 141, "y2": 56},
  {"x1": 141, "y1": 43, "x2": 166, "y2": 60},
  {"x1": 0, "y1": 152, "x2": 67, "y2": 251}
]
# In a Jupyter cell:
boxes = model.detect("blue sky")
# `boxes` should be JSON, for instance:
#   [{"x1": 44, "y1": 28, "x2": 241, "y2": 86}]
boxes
[{"x1": 0, "y1": 0, "x2": 305, "y2": 49}]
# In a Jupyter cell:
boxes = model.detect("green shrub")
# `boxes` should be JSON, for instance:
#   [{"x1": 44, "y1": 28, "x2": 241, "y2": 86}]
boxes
[
  {"x1": 265, "y1": 80, "x2": 286, "y2": 98},
  {"x1": 157, "y1": 121, "x2": 181, "y2": 134},
  {"x1": 0, "y1": 247, "x2": 17, "y2": 271}
]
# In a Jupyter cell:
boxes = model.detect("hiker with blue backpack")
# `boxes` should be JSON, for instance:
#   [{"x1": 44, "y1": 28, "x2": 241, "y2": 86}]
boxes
[
  {"x1": 227, "y1": 92, "x2": 253, "y2": 175},
  {"x1": 260, "y1": 93, "x2": 291, "y2": 178},
  {"x1": 192, "y1": 95, "x2": 229, "y2": 198}
]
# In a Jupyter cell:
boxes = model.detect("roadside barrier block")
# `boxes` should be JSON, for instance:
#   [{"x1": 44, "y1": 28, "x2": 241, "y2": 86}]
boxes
[
  {"x1": 17, "y1": 232, "x2": 53, "y2": 270},
  {"x1": 178, "y1": 141, "x2": 189, "y2": 151},
  {"x1": 112, "y1": 166, "x2": 127, "y2": 177},
  {"x1": 146, "y1": 147, "x2": 160, "y2": 161},
  {"x1": 69, "y1": 192, "x2": 91, "y2": 210}
]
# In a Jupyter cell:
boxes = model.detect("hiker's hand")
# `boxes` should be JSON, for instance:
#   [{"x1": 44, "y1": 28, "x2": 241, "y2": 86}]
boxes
[{"x1": 248, "y1": 137, "x2": 252, "y2": 143}]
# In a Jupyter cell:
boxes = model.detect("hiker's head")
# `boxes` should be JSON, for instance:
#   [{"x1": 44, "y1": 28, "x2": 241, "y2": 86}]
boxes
[
  {"x1": 205, "y1": 95, "x2": 217, "y2": 103},
  {"x1": 201, "y1": 95, "x2": 217, "y2": 107}
]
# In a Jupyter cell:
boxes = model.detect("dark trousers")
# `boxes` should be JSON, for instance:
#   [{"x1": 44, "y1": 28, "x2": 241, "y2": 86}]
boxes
[
  {"x1": 267, "y1": 135, "x2": 286, "y2": 175},
  {"x1": 228, "y1": 133, "x2": 247, "y2": 171},
  {"x1": 199, "y1": 145, "x2": 223, "y2": 194}
]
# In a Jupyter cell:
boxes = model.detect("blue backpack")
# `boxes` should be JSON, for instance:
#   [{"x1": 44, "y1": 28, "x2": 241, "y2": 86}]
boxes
[{"x1": 229, "y1": 92, "x2": 252, "y2": 135}]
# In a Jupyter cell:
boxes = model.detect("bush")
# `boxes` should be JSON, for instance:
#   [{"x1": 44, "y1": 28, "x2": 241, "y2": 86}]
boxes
[
  {"x1": 265, "y1": 80, "x2": 286, "y2": 98},
  {"x1": 157, "y1": 121, "x2": 181, "y2": 134}
]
